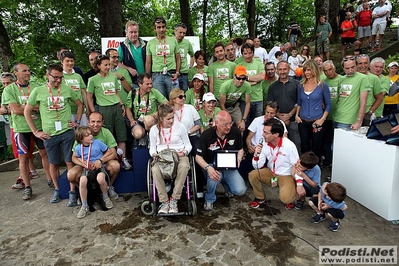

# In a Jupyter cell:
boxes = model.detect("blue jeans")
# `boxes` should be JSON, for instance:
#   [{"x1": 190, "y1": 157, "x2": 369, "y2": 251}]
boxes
[
  {"x1": 287, "y1": 121, "x2": 301, "y2": 154},
  {"x1": 178, "y1": 75, "x2": 188, "y2": 92},
  {"x1": 332, "y1": 121, "x2": 351, "y2": 130},
  {"x1": 240, "y1": 101, "x2": 263, "y2": 128},
  {"x1": 203, "y1": 168, "x2": 247, "y2": 204},
  {"x1": 298, "y1": 120, "x2": 324, "y2": 160},
  {"x1": 44, "y1": 129, "x2": 74, "y2": 165},
  {"x1": 152, "y1": 73, "x2": 175, "y2": 99}
]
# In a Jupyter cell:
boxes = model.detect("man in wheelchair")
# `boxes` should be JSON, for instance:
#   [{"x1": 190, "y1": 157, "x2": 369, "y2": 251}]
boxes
[{"x1": 149, "y1": 104, "x2": 192, "y2": 214}]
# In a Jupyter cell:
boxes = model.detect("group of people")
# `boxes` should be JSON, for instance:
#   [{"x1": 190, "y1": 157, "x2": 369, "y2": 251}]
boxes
[{"x1": 1, "y1": 14, "x2": 398, "y2": 229}]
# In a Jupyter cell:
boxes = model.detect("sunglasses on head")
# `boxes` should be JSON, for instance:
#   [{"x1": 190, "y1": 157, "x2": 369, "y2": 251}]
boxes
[
  {"x1": 235, "y1": 76, "x2": 247, "y2": 81},
  {"x1": 343, "y1": 56, "x2": 356, "y2": 62},
  {"x1": 177, "y1": 95, "x2": 186, "y2": 99}
]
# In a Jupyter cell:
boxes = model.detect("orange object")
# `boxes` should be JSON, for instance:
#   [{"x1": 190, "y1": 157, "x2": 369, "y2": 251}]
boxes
[{"x1": 295, "y1": 67, "x2": 303, "y2": 77}]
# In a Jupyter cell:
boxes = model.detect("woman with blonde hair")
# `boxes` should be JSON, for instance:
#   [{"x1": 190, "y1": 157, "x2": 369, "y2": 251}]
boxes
[{"x1": 295, "y1": 60, "x2": 331, "y2": 160}]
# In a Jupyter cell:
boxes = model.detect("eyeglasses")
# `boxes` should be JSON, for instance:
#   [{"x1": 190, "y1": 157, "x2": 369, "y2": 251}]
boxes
[
  {"x1": 220, "y1": 122, "x2": 234, "y2": 127},
  {"x1": 177, "y1": 95, "x2": 186, "y2": 99},
  {"x1": 110, "y1": 56, "x2": 119, "y2": 59},
  {"x1": 48, "y1": 74, "x2": 63, "y2": 80},
  {"x1": 235, "y1": 76, "x2": 247, "y2": 81}
]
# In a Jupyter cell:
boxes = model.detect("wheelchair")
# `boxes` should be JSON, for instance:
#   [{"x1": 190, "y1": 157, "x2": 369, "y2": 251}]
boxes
[{"x1": 141, "y1": 155, "x2": 197, "y2": 216}]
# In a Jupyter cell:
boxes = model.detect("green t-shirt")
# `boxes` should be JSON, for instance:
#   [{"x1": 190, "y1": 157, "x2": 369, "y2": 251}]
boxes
[
  {"x1": 238, "y1": 59, "x2": 265, "y2": 102},
  {"x1": 332, "y1": 72, "x2": 371, "y2": 124},
  {"x1": 261, "y1": 78, "x2": 277, "y2": 108},
  {"x1": 177, "y1": 38, "x2": 194, "y2": 74},
  {"x1": 126, "y1": 89, "x2": 166, "y2": 120},
  {"x1": 321, "y1": 74, "x2": 344, "y2": 120},
  {"x1": 2, "y1": 82, "x2": 42, "y2": 133},
  {"x1": 317, "y1": 22, "x2": 332, "y2": 42},
  {"x1": 87, "y1": 74, "x2": 121, "y2": 106},
  {"x1": 185, "y1": 88, "x2": 208, "y2": 111},
  {"x1": 62, "y1": 72, "x2": 86, "y2": 114},
  {"x1": 365, "y1": 72, "x2": 383, "y2": 116},
  {"x1": 376, "y1": 75, "x2": 390, "y2": 117},
  {"x1": 208, "y1": 60, "x2": 236, "y2": 100},
  {"x1": 198, "y1": 107, "x2": 221, "y2": 131},
  {"x1": 146, "y1": 36, "x2": 180, "y2": 72},
  {"x1": 27, "y1": 84, "x2": 79, "y2": 136},
  {"x1": 73, "y1": 127, "x2": 117, "y2": 151},
  {"x1": 117, "y1": 38, "x2": 146, "y2": 75},
  {"x1": 110, "y1": 67, "x2": 133, "y2": 105},
  {"x1": 220, "y1": 79, "x2": 251, "y2": 105},
  {"x1": 188, "y1": 66, "x2": 209, "y2": 84}
]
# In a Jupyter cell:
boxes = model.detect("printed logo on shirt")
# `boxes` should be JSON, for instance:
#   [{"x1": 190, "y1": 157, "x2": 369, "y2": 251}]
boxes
[
  {"x1": 330, "y1": 86, "x2": 338, "y2": 98},
  {"x1": 228, "y1": 139, "x2": 235, "y2": 145},
  {"x1": 156, "y1": 44, "x2": 171, "y2": 56},
  {"x1": 208, "y1": 142, "x2": 220, "y2": 151},
  {"x1": 227, "y1": 92, "x2": 243, "y2": 102},
  {"x1": 18, "y1": 95, "x2": 28, "y2": 105},
  {"x1": 247, "y1": 69, "x2": 257, "y2": 76},
  {"x1": 65, "y1": 79, "x2": 80, "y2": 91},
  {"x1": 47, "y1": 96, "x2": 65, "y2": 110},
  {"x1": 101, "y1": 82, "x2": 116, "y2": 95},
  {"x1": 339, "y1": 84, "x2": 353, "y2": 98},
  {"x1": 179, "y1": 48, "x2": 185, "y2": 59},
  {"x1": 216, "y1": 68, "x2": 230, "y2": 79}
]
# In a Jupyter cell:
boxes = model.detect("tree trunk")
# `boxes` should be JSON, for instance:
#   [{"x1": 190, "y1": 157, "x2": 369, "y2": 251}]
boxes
[
  {"x1": 329, "y1": 0, "x2": 340, "y2": 43},
  {"x1": 97, "y1": 0, "x2": 123, "y2": 37},
  {"x1": 179, "y1": 0, "x2": 194, "y2": 36},
  {"x1": 247, "y1": 0, "x2": 256, "y2": 38},
  {"x1": 314, "y1": 0, "x2": 329, "y2": 31},
  {"x1": 0, "y1": 17, "x2": 14, "y2": 72},
  {"x1": 227, "y1": 0, "x2": 232, "y2": 38},
  {"x1": 202, "y1": 0, "x2": 208, "y2": 55}
]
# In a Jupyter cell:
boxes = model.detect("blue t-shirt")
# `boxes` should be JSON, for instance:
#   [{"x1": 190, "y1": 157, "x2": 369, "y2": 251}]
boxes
[
  {"x1": 75, "y1": 139, "x2": 108, "y2": 163},
  {"x1": 303, "y1": 165, "x2": 321, "y2": 190},
  {"x1": 320, "y1": 182, "x2": 346, "y2": 213}
]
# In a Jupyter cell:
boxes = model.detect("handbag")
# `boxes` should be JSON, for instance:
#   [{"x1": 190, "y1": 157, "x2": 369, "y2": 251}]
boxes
[{"x1": 153, "y1": 148, "x2": 179, "y2": 179}]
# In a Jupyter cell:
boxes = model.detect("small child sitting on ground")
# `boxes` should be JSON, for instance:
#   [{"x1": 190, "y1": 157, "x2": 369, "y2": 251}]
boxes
[
  {"x1": 309, "y1": 182, "x2": 348, "y2": 232},
  {"x1": 72, "y1": 126, "x2": 114, "y2": 219},
  {"x1": 291, "y1": 151, "x2": 321, "y2": 211}
]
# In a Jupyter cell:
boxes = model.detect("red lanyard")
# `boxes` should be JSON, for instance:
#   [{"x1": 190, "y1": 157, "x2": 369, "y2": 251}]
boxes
[
  {"x1": 268, "y1": 138, "x2": 282, "y2": 175},
  {"x1": 196, "y1": 66, "x2": 204, "y2": 75},
  {"x1": 158, "y1": 37, "x2": 167, "y2": 66},
  {"x1": 16, "y1": 82, "x2": 30, "y2": 100},
  {"x1": 81, "y1": 143, "x2": 92, "y2": 169},
  {"x1": 161, "y1": 126, "x2": 172, "y2": 148},
  {"x1": 47, "y1": 83, "x2": 61, "y2": 119},
  {"x1": 175, "y1": 106, "x2": 184, "y2": 122},
  {"x1": 194, "y1": 91, "x2": 201, "y2": 110},
  {"x1": 217, "y1": 138, "x2": 227, "y2": 150}
]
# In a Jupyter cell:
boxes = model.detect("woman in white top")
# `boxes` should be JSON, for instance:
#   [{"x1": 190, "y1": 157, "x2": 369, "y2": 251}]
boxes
[{"x1": 149, "y1": 104, "x2": 192, "y2": 214}]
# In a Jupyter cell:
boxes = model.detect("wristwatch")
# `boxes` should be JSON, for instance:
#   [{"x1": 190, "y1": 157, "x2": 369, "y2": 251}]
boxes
[
  {"x1": 120, "y1": 77, "x2": 125, "y2": 81},
  {"x1": 76, "y1": 120, "x2": 80, "y2": 125},
  {"x1": 204, "y1": 164, "x2": 212, "y2": 171}
]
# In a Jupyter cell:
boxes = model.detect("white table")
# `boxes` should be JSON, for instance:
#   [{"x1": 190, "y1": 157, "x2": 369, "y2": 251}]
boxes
[{"x1": 332, "y1": 129, "x2": 399, "y2": 221}]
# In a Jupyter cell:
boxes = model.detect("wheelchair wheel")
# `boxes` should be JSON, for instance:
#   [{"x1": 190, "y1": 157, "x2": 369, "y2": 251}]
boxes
[
  {"x1": 147, "y1": 159, "x2": 154, "y2": 200},
  {"x1": 189, "y1": 156, "x2": 197, "y2": 201},
  {"x1": 141, "y1": 200, "x2": 155, "y2": 216},
  {"x1": 191, "y1": 200, "x2": 197, "y2": 216}
]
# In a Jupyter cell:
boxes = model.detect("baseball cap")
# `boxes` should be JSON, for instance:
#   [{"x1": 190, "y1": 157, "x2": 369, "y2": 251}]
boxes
[
  {"x1": 234, "y1": 65, "x2": 247, "y2": 76},
  {"x1": 202, "y1": 92, "x2": 217, "y2": 102},
  {"x1": 191, "y1": 73, "x2": 204, "y2": 82},
  {"x1": 388, "y1": 62, "x2": 399, "y2": 68}
]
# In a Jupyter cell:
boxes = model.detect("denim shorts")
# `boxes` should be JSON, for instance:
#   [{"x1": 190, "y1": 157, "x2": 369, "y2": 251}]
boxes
[{"x1": 44, "y1": 129, "x2": 74, "y2": 164}]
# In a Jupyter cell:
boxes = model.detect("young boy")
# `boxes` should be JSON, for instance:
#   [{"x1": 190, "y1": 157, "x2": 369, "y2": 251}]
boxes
[
  {"x1": 292, "y1": 151, "x2": 321, "y2": 211},
  {"x1": 288, "y1": 48, "x2": 300, "y2": 79},
  {"x1": 72, "y1": 126, "x2": 114, "y2": 219},
  {"x1": 309, "y1": 182, "x2": 348, "y2": 232}
]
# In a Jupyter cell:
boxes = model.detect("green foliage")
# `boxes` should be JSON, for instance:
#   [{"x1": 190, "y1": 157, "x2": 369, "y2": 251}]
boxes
[{"x1": 384, "y1": 53, "x2": 399, "y2": 75}]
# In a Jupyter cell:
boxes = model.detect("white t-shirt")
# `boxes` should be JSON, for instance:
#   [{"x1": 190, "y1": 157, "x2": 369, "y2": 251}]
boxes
[
  {"x1": 174, "y1": 104, "x2": 201, "y2": 136},
  {"x1": 149, "y1": 121, "x2": 192, "y2": 155},
  {"x1": 267, "y1": 46, "x2": 288, "y2": 62},
  {"x1": 288, "y1": 56, "x2": 300, "y2": 76},
  {"x1": 254, "y1": 47, "x2": 268, "y2": 63},
  {"x1": 248, "y1": 116, "x2": 288, "y2": 146},
  {"x1": 372, "y1": 4, "x2": 391, "y2": 24},
  {"x1": 252, "y1": 137, "x2": 299, "y2": 176}
]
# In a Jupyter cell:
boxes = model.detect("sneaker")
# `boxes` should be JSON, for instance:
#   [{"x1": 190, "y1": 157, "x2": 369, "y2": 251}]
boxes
[
  {"x1": 196, "y1": 192, "x2": 204, "y2": 199},
  {"x1": 108, "y1": 186, "x2": 118, "y2": 200},
  {"x1": 50, "y1": 189, "x2": 60, "y2": 203},
  {"x1": 375, "y1": 40, "x2": 379, "y2": 47},
  {"x1": 204, "y1": 201, "x2": 213, "y2": 211},
  {"x1": 158, "y1": 201, "x2": 169, "y2": 214},
  {"x1": 285, "y1": 202, "x2": 295, "y2": 210},
  {"x1": 376, "y1": 47, "x2": 381, "y2": 51},
  {"x1": 168, "y1": 198, "x2": 178, "y2": 214},
  {"x1": 22, "y1": 187, "x2": 32, "y2": 200},
  {"x1": 47, "y1": 180, "x2": 55, "y2": 189},
  {"x1": 122, "y1": 157, "x2": 132, "y2": 170},
  {"x1": 294, "y1": 200, "x2": 305, "y2": 211},
  {"x1": 67, "y1": 191, "x2": 77, "y2": 207},
  {"x1": 368, "y1": 48, "x2": 374, "y2": 53},
  {"x1": 12, "y1": 178, "x2": 25, "y2": 190},
  {"x1": 249, "y1": 198, "x2": 266, "y2": 209},
  {"x1": 104, "y1": 197, "x2": 114, "y2": 209},
  {"x1": 311, "y1": 213, "x2": 326, "y2": 223},
  {"x1": 328, "y1": 220, "x2": 340, "y2": 232},
  {"x1": 77, "y1": 206, "x2": 89, "y2": 219},
  {"x1": 225, "y1": 191, "x2": 234, "y2": 198},
  {"x1": 29, "y1": 170, "x2": 39, "y2": 179}
]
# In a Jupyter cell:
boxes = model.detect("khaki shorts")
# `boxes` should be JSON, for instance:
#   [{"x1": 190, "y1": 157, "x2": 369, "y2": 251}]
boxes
[
  {"x1": 317, "y1": 38, "x2": 330, "y2": 53},
  {"x1": 226, "y1": 102, "x2": 242, "y2": 123}
]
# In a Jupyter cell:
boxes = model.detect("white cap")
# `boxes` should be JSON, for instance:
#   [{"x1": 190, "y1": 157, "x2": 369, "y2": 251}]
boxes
[
  {"x1": 388, "y1": 62, "x2": 399, "y2": 68},
  {"x1": 191, "y1": 73, "x2": 204, "y2": 82},
  {"x1": 202, "y1": 92, "x2": 217, "y2": 102}
]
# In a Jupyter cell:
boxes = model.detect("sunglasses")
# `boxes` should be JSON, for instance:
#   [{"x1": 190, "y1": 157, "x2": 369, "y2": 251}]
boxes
[
  {"x1": 110, "y1": 56, "x2": 119, "y2": 59},
  {"x1": 235, "y1": 76, "x2": 247, "y2": 81},
  {"x1": 177, "y1": 95, "x2": 186, "y2": 99},
  {"x1": 97, "y1": 54, "x2": 109, "y2": 60},
  {"x1": 155, "y1": 17, "x2": 166, "y2": 24},
  {"x1": 302, "y1": 48, "x2": 308, "y2": 51},
  {"x1": 342, "y1": 56, "x2": 356, "y2": 62},
  {"x1": 48, "y1": 74, "x2": 63, "y2": 80},
  {"x1": 1, "y1": 72, "x2": 13, "y2": 78}
]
